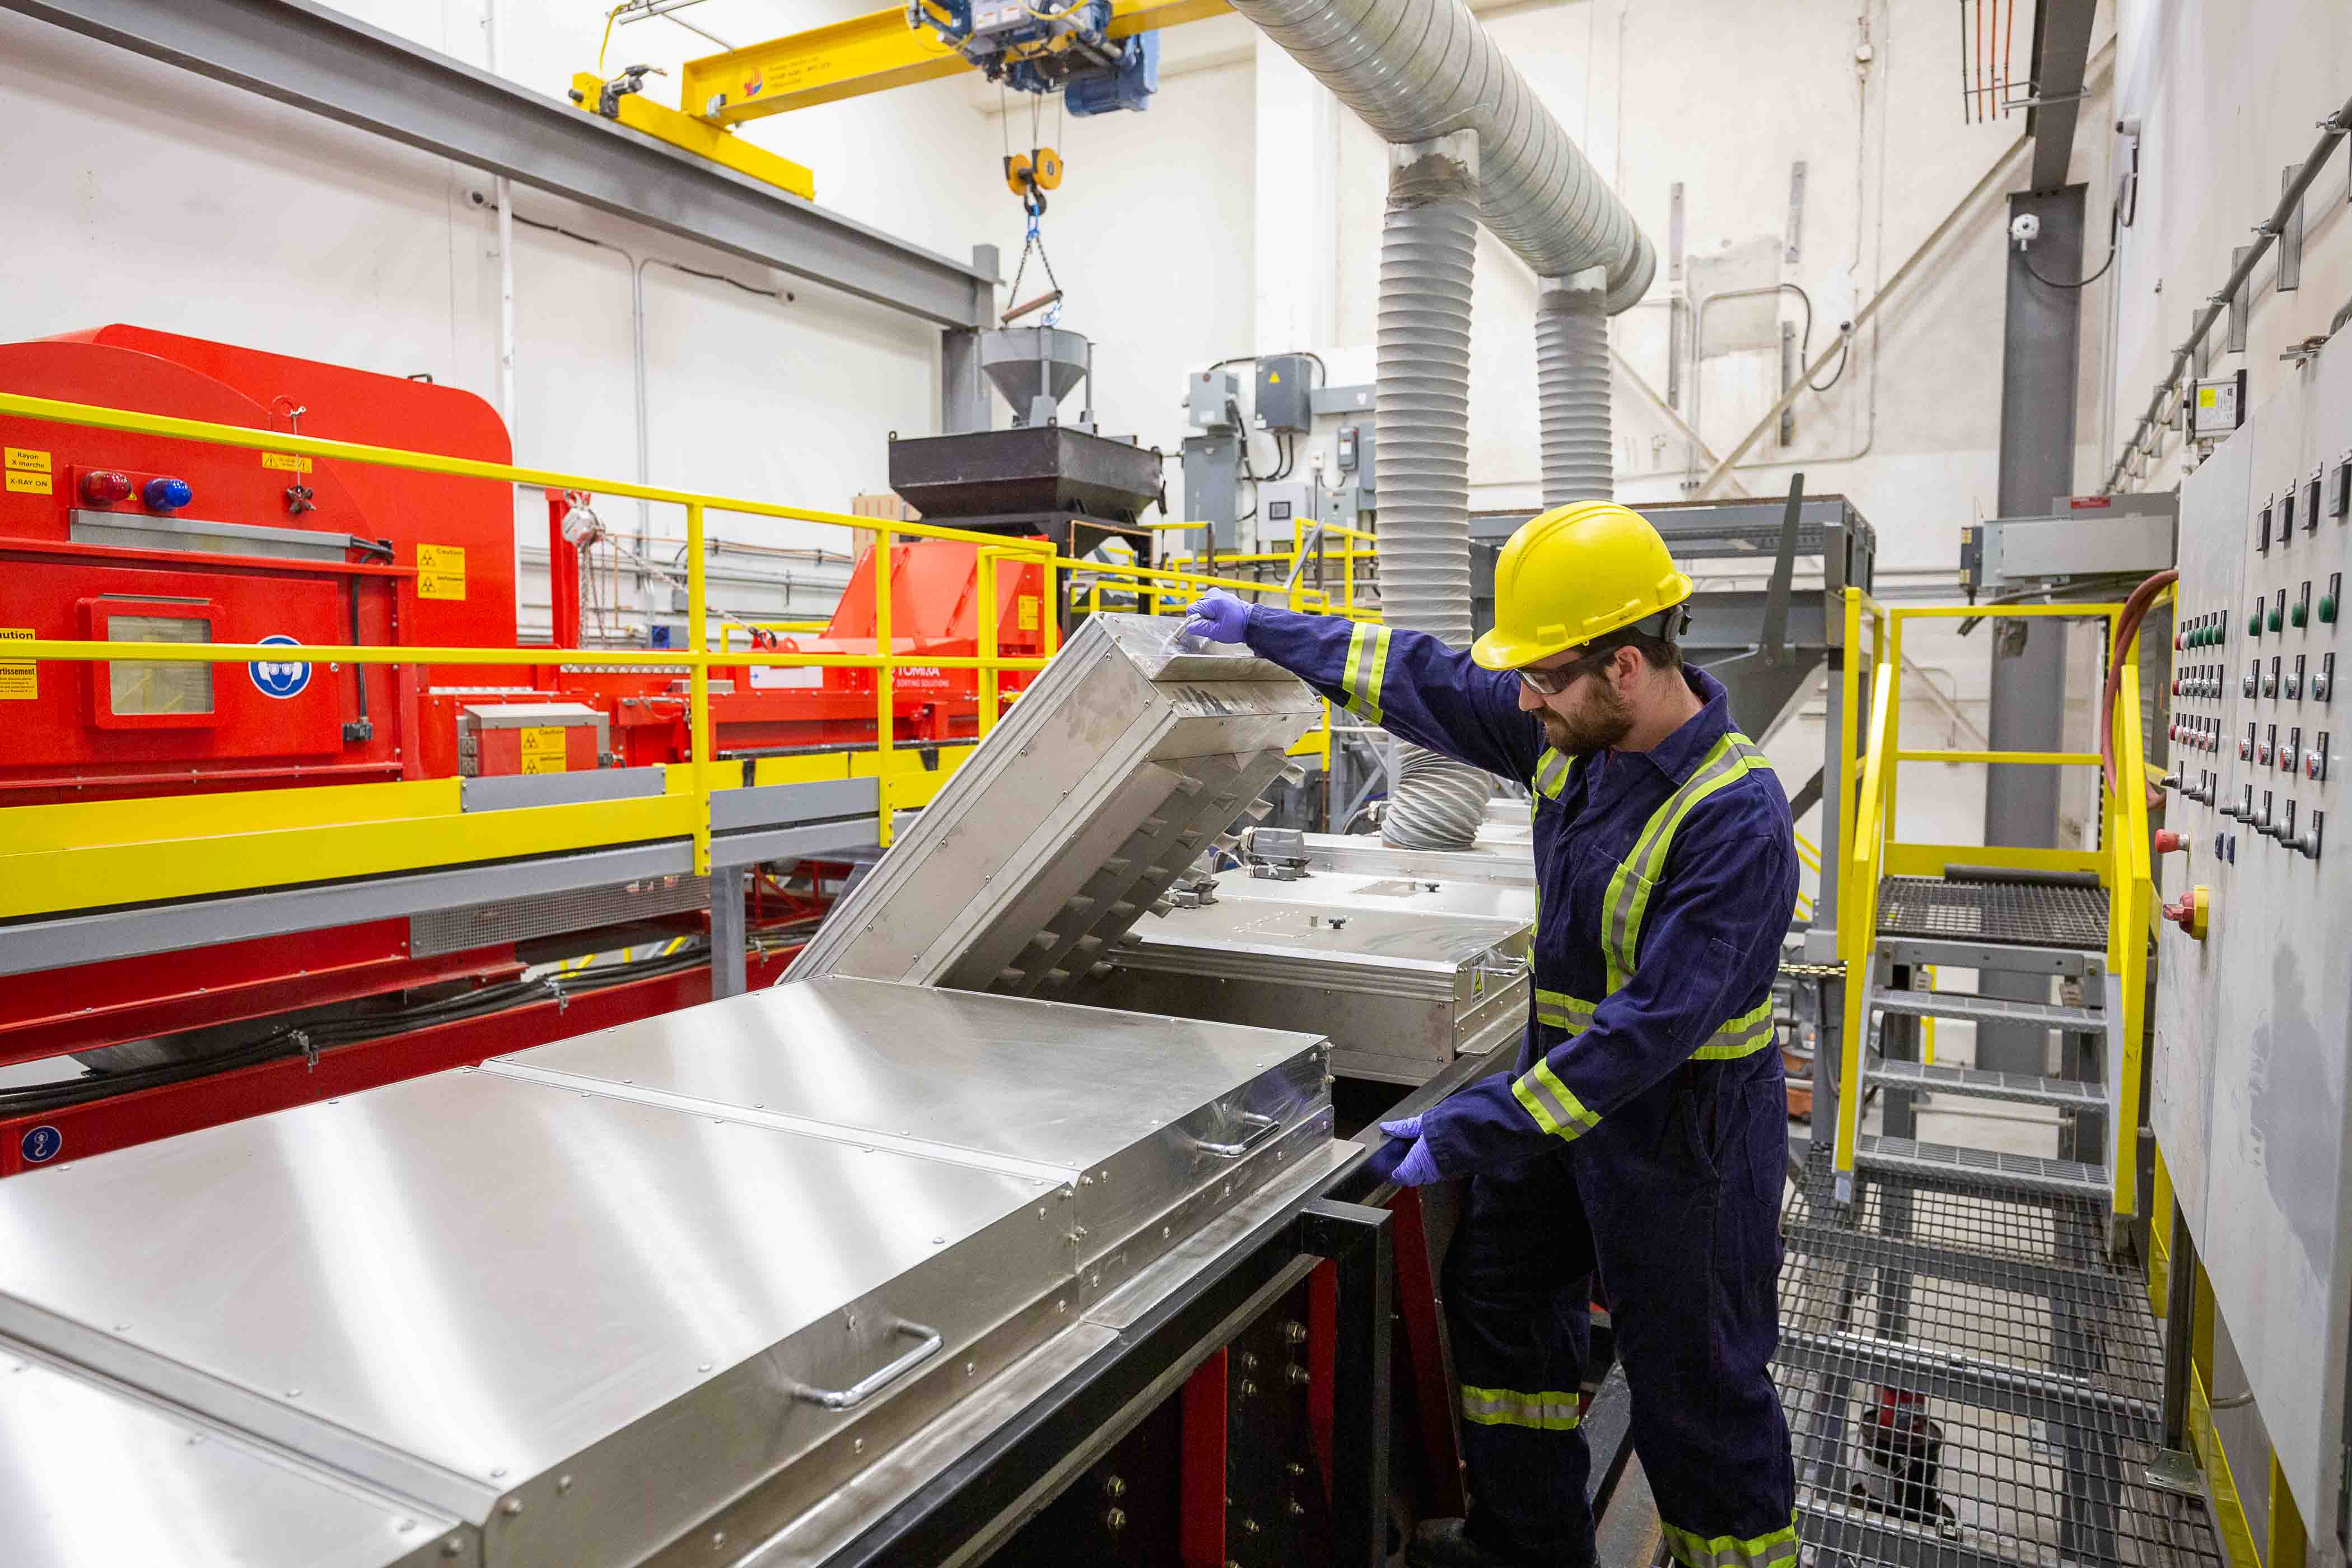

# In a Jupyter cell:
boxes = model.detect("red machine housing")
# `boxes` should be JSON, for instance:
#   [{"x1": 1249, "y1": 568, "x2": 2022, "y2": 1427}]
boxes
[{"x1": 0, "y1": 326, "x2": 1051, "y2": 1151}]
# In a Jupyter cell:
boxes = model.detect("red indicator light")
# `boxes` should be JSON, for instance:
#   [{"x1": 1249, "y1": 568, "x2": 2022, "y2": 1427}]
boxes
[{"x1": 80, "y1": 470, "x2": 133, "y2": 506}]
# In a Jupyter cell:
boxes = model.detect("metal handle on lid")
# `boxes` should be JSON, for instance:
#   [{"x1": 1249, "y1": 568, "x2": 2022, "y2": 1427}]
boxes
[
  {"x1": 791, "y1": 1320, "x2": 944, "y2": 1411},
  {"x1": 1195, "y1": 1110, "x2": 1283, "y2": 1159}
]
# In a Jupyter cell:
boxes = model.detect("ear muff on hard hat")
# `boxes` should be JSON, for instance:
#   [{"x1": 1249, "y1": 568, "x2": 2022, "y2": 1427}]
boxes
[{"x1": 1470, "y1": 501, "x2": 1695, "y2": 671}]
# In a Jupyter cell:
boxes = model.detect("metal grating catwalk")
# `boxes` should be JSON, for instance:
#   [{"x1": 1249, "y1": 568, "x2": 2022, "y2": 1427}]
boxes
[
  {"x1": 1875, "y1": 877, "x2": 2111, "y2": 951},
  {"x1": 1776, "y1": 1151, "x2": 2221, "y2": 1568}
]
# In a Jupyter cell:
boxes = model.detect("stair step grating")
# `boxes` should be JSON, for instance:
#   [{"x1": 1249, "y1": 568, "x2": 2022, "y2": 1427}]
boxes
[
  {"x1": 1873, "y1": 989, "x2": 2104, "y2": 1032},
  {"x1": 1855, "y1": 1135, "x2": 2110, "y2": 1201},
  {"x1": 1861, "y1": 1059, "x2": 2106, "y2": 1110}
]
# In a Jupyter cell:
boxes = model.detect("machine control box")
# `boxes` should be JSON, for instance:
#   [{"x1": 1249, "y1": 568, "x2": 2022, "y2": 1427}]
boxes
[
  {"x1": 1254, "y1": 355, "x2": 1314, "y2": 433},
  {"x1": 2153, "y1": 345, "x2": 2352, "y2": 1539}
]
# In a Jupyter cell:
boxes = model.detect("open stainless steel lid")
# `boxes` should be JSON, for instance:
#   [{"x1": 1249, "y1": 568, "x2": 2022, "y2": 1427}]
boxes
[{"x1": 788, "y1": 613, "x2": 1322, "y2": 995}]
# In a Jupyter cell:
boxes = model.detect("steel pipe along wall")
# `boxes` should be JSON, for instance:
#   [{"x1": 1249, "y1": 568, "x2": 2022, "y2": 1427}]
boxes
[{"x1": 1376, "y1": 134, "x2": 1494, "y2": 852}]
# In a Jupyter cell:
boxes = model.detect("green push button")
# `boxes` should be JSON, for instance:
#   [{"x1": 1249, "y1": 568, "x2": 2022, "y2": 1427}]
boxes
[
  {"x1": 2270, "y1": 604, "x2": 2285, "y2": 632},
  {"x1": 2323, "y1": 593, "x2": 2339, "y2": 624},
  {"x1": 2252, "y1": 610, "x2": 2266, "y2": 637},
  {"x1": 2293, "y1": 600, "x2": 2309, "y2": 628}
]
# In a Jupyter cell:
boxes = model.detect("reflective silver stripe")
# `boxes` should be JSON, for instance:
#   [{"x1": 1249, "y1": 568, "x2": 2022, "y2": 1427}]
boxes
[
  {"x1": 1691, "y1": 997, "x2": 1777, "y2": 1060},
  {"x1": 1533, "y1": 748, "x2": 1576, "y2": 799},
  {"x1": 1511, "y1": 1058, "x2": 1600, "y2": 1141},
  {"x1": 1460, "y1": 1384, "x2": 1582, "y2": 1430},
  {"x1": 1660, "y1": 1515, "x2": 1800, "y2": 1568},
  {"x1": 1534, "y1": 988, "x2": 1595, "y2": 1032},
  {"x1": 1602, "y1": 733, "x2": 1753, "y2": 988},
  {"x1": 1342, "y1": 622, "x2": 1392, "y2": 722}
]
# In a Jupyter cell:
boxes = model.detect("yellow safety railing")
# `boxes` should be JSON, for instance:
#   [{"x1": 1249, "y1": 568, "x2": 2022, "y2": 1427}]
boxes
[
  {"x1": 1831, "y1": 592, "x2": 2159, "y2": 1217},
  {"x1": 0, "y1": 389, "x2": 1361, "y2": 921}
]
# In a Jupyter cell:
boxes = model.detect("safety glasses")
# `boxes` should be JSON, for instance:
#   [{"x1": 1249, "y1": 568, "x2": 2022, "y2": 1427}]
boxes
[{"x1": 1517, "y1": 648, "x2": 1605, "y2": 696}]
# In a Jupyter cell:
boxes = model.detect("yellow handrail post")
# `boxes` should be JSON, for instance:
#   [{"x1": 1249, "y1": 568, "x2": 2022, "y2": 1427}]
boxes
[
  {"x1": 976, "y1": 545, "x2": 1012, "y2": 737},
  {"x1": 1838, "y1": 588, "x2": 1863, "y2": 923},
  {"x1": 1041, "y1": 557, "x2": 1061, "y2": 657},
  {"x1": 1835, "y1": 646, "x2": 1897, "y2": 1184},
  {"x1": 2108, "y1": 619, "x2": 2156, "y2": 1219},
  {"x1": 686, "y1": 501, "x2": 712, "y2": 877},
  {"x1": 874, "y1": 525, "x2": 894, "y2": 848}
]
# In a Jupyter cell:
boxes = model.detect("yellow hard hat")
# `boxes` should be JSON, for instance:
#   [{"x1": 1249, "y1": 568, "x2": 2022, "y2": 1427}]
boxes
[{"x1": 1470, "y1": 501, "x2": 1694, "y2": 671}]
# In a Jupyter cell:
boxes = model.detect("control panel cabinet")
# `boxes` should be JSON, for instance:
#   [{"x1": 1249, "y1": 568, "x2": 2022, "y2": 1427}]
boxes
[{"x1": 2154, "y1": 345, "x2": 2352, "y2": 1546}]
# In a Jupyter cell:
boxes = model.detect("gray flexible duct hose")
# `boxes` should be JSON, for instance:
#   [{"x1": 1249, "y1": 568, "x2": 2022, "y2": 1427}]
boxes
[
  {"x1": 1378, "y1": 135, "x2": 1493, "y2": 852},
  {"x1": 1538, "y1": 271, "x2": 1612, "y2": 506},
  {"x1": 1221, "y1": 0, "x2": 1654, "y2": 312}
]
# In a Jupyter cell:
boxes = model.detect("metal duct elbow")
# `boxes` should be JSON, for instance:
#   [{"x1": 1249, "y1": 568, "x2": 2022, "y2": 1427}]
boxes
[{"x1": 1225, "y1": 0, "x2": 1654, "y2": 314}]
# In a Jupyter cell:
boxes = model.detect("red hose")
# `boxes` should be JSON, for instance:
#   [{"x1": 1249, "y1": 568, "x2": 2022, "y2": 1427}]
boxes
[{"x1": 2101, "y1": 569, "x2": 2177, "y2": 809}]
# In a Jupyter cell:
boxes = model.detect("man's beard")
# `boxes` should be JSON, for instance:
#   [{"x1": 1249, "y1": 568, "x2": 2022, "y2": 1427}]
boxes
[{"x1": 1538, "y1": 681, "x2": 1635, "y2": 755}]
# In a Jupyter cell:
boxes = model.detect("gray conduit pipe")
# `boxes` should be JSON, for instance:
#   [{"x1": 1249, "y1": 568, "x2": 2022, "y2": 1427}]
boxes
[{"x1": 1376, "y1": 133, "x2": 1493, "y2": 852}]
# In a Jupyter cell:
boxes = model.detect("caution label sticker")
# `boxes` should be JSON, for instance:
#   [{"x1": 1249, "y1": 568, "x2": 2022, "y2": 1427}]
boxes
[
  {"x1": 417, "y1": 543, "x2": 467, "y2": 601},
  {"x1": 4, "y1": 449, "x2": 52, "y2": 496},
  {"x1": 1017, "y1": 596, "x2": 1039, "y2": 632},
  {"x1": 262, "y1": 452, "x2": 315, "y2": 474},
  {"x1": 0, "y1": 628, "x2": 34, "y2": 699},
  {"x1": 519, "y1": 726, "x2": 569, "y2": 774}
]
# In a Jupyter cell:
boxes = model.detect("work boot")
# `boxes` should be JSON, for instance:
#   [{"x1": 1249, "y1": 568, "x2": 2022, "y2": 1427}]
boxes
[{"x1": 1408, "y1": 1518, "x2": 1548, "y2": 1568}]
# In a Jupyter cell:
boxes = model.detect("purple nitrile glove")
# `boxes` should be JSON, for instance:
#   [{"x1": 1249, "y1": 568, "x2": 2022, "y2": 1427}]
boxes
[
  {"x1": 1183, "y1": 589, "x2": 1252, "y2": 643},
  {"x1": 1365, "y1": 1114, "x2": 1441, "y2": 1187}
]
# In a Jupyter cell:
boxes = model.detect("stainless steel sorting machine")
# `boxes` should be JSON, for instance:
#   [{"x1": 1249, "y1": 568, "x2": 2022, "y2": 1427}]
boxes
[{"x1": 0, "y1": 613, "x2": 1431, "y2": 1568}]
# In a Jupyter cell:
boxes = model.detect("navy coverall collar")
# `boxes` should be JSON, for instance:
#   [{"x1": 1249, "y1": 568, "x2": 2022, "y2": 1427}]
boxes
[{"x1": 1608, "y1": 665, "x2": 1735, "y2": 787}]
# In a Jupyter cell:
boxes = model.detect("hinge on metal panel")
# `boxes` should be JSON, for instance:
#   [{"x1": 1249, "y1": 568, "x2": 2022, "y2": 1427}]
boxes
[{"x1": 293, "y1": 1030, "x2": 316, "y2": 1072}]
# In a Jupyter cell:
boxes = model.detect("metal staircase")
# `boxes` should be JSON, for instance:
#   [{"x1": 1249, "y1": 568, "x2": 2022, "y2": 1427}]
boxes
[{"x1": 1771, "y1": 594, "x2": 2221, "y2": 1568}]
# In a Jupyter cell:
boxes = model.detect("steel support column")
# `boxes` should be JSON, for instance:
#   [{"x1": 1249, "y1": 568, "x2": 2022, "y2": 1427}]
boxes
[
  {"x1": 1981, "y1": 183, "x2": 2087, "y2": 1074},
  {"x1": 710, "y1": 867, "x2": 748, "y2": 999},
  {"x1": 4, "y1": 0, "x2": 995, "y2": 327}
]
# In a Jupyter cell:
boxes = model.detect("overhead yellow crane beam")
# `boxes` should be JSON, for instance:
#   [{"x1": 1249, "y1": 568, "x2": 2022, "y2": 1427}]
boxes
[
  {"x1": 678, "y1": 0, "x2": 1232, "y2": 125},
  {"x1": 567, "y1": 73, "x2": 817, "y2": 199}
]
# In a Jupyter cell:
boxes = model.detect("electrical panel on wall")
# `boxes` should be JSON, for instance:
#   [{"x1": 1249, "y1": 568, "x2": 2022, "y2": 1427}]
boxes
[{"x1": 2152, "y1": 343, "x2": 2352, "y2": 1544}]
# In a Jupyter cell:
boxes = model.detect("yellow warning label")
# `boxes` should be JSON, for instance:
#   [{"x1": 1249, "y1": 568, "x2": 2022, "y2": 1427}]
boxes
[
  {"x1": 0, "y1": 628, "x2": 34, "y2": 699},
  {"x1": 417, "y1": 543, "x2": 466, "y2": 601},
  {"x1": 519, "y1": 726, "x2": 569, "y2": 775},
  {"x1": 1016, "y1": 596, "x2": 1039, "y2": 632},
  {"x1": 2198, "y1": 387, "x2": 2218, "y2": 409},
  {"x1": 262, "y1": 452, "x2": 315, "y2": 474},
  {"x1": 4, "y1": 471, "x2": 52, "y2": 496},
  {"x1": 3, "y1": 447, "x2": 49, "y2": 473}
]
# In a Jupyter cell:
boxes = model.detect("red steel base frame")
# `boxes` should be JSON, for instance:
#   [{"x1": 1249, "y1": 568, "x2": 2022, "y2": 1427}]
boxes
[{"x1": 0, "y1": 948, "x2": 797, "y2": 1176}]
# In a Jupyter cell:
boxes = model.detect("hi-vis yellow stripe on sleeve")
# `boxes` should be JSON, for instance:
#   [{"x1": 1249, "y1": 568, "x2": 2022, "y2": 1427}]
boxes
[
  {"x1": 1341, "y1": 622, "x2": 1392, "y2": 722},
  {"x1": 1461, "y1": 1384, "x2": 1583, "y2": 1431},
  {"x1": 1690, "y1": 997, "x2": 1777, "y2": 1060},
  {"x1": 1534, "y1": 988, "x2": 1595, "y2": 1032},
  {"x1": 1512, "y1": 1058, "x2": 1600, "y2": 1141}
]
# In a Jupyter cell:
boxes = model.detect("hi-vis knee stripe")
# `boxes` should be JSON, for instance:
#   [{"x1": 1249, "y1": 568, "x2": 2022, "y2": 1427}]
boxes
[
  {"x1": 1511, "y1": 1058, "x2": 1600, "y2": 1141},
  {"x1": 1341, "y1": 623, "x2": 1392, "y2": 722},
  {"x1": 1660, "y1": 1513, "x2": 1799, "y2": 1568},
  {"x1": 1460, "y1": 1384, "x2": 1582, "y2": 1431},
  {"x1": 1601, "y1": 732, "x2": 1770, "y2": 991}
]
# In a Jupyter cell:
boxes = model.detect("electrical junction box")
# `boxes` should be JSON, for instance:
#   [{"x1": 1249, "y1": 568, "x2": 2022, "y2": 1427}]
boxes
[
  {"x1": 2188, "y1": 370, "x2": 2246, "y2": 443},
  {"x1": 458, "y1": 701, "x2": 608, "y2": 777},
  {"x1": 2153, "y1": 347, "x2": 2351, "y2": 1542},
  {"x1": 1254, "y1": 356, "x2": 1314, "y2": 433},
  {"x1": 1959, "y1": 492, "x2": 2176, "y2": 597},
  {"x1": 1248, "y1": 480, "x2": 1314, "y2": 556},
  {"x1": 1185, "y1": 369, "x2": 1238, "y2": 432}
]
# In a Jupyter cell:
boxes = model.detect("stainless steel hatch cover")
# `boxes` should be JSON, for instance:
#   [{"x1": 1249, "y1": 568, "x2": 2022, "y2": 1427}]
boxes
[{"x1": 788, "y1": 613, "x2": 1321, "y2": 994}]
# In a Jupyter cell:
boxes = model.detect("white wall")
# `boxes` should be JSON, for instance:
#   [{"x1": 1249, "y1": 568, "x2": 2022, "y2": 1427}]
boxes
[{"x1": 0, "y1": 1, "x2": 1004, "y2": 636}]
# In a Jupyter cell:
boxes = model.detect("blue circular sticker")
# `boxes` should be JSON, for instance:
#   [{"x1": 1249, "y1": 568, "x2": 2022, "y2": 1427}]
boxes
[
  {"x1": 248, "y1": 634, "x2": 312, "y2": 699},
  {"x1": 20, "y1": 1126, "x2": 62, "y2": 1165}
]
